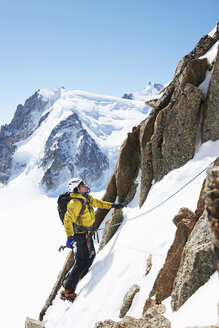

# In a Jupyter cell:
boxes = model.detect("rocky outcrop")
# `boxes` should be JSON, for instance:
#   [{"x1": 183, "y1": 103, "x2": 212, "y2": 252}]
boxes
[
  {"x1": 119, "y1": 285, "x2": 140, "y2": 318},
  {"x1": 95, "y1": 303, "x2": 171, "y2": 328},
  {"x1": 141, "y1": 25, "x2": 218, "y2": 185},
  {"x1": 195, "y1": 178, "x2": 207, "y2": 218},
  {"x1": 122, "y1": 93, "x2": 133, "y2": 100},
  {"x1": 139, "y1": 109, "x2": 158, "y2": 207},
  {"x1": 145, "y1": 254, "x2": 152, "y2": 276},
  {"x1": 152, "y1": 83, "x2": 203, "y2": 181},
  {"x1": 149, "y1": 208, "x2": 197, "y2": 303},
  {"x1": 0, "y1": 91, "x2": 49, "y2": 184},
  {"x1": 178, "y1": 58, "x2": 208, "y2": 88},
  {"x1": 114, "y1": 126, "x2": 140, "y2": 203},
  {"x1": 96, "y1": 126, "x2": 141, "y2": 246},
  {"x1": 97, "y1": 24, "x2": 219, "y2": 248},
  {"x1": 138, "y1": 26, "x2": 219, "y2": 207},
  {"x1": 147, "y1": 160, "x2": 219, "y2": 316},
  {"x1": 168, "y1": 160, "x2": 219, "y2": 312},
  {"x1": 202, "y1": 46, "x2": 219, "y2": 142},
  {"x1": 205, "y1": 166, "x2": 219, "y2": 272},
  {"x1": 25, "y1": 317, "x2": 45, "y2": 328},
  {"x1": 171, "y1": 215, "x2": 216, "y2": 311}
]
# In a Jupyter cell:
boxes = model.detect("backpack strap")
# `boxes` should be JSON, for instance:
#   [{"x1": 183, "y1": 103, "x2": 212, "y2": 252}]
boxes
[
  {"x1": 71, "y1": 197, "x2": 95, "y2": 234},
  {"x1": 70, "y1": 197, "x2": 86, "y2": 224}
]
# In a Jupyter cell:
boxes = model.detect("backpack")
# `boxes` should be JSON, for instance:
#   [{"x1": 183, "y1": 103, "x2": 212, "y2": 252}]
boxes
[{"x1": 57, "y1": 192, "x2": 85, "y2": 225}]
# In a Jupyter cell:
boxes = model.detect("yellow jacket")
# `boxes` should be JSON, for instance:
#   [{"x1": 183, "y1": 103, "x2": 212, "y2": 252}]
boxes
[{"x1": 64, "y1": 193, "x2": 112, "y2": 237}]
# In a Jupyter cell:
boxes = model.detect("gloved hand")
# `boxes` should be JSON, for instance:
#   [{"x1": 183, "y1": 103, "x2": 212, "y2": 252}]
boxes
[
  {"x1": 66, "y1": 236, "x2": 74, "y2": 248},
  {"x1": 112, "y1": 202, "x2": 124, "y2": 209}
]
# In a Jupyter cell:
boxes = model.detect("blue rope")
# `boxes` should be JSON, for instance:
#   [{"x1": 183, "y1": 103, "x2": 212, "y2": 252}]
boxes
[{"x1": 96, "y1": 156, "x2": 219, "y2": 232}]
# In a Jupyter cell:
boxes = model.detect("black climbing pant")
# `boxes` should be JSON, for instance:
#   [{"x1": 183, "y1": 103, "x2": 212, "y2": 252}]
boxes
[{"x1": 65, "y1": 233, "x2": 96, "y2": 293}]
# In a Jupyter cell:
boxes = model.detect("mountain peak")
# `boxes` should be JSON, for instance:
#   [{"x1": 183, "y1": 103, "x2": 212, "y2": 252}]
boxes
[{"x1": 122, "y1": 81, "x2": 164, "y2": 102}]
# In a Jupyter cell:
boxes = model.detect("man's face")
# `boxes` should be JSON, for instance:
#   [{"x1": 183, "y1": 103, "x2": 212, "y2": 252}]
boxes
[{"x1": 78, "y1": 181, "x2": 88, "y2": 193}]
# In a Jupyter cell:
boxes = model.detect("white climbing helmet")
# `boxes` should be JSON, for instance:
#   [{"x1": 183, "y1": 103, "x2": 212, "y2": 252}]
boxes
[{"x1": 68, "y1": 178, "x2": 83, "y2": 192}]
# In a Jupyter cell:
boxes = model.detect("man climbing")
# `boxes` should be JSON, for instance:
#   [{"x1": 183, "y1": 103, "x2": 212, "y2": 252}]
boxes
[{"x1": 60, "y1": 178, "x2": 124, "y2": 302}]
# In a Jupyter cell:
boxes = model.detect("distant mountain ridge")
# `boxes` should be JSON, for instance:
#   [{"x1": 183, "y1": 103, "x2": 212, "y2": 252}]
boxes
[
  {"x1": 0, "y1": 84, "x2": 163, "y2": 194},
  {"x1": 122, "y1": 82, "x2": 164, "y2": 101}
]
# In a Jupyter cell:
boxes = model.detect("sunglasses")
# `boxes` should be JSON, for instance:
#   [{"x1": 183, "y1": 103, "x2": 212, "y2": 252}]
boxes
[{"x1": 78, "y1": 181, "x2": 85, "y2": 188}]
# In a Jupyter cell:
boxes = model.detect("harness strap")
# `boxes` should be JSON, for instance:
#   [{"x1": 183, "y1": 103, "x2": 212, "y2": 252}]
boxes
[
  {"x1": 70, "y1": 197, "x2": 85, "y2": 224},
  {"x1": 71, "y1": 196, "x2": 95, "y2": 235}
]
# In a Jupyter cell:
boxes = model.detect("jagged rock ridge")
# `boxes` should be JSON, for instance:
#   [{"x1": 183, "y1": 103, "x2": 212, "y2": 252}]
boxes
[{"x1": 0, "y1": 91, "x2": 50, "y2": 184}]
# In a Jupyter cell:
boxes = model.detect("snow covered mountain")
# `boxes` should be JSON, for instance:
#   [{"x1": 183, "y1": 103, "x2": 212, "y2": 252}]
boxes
[
  {"x1": 122, "y1": 82, "x2": 164, "y2": 101},
  {"x1": 0, "y1": 85, "x2": 160, "y2": 195}
]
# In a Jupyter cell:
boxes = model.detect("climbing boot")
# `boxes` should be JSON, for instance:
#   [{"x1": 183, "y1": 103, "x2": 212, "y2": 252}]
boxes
[{"x1": 60, "y1": 289, "x2": 77, "y2": 302}]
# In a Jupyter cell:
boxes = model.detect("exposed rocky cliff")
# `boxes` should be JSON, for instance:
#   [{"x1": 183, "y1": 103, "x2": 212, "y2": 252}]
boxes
[
  {"x1": 95, "y1": 23, "x2": 219, "y2": 327},
  {"x1": 0, "y1": 91, "x2": 50, "y2": 184},
  {"x1": 96, "y1": 22, "x2": 219, "y2": 232}
]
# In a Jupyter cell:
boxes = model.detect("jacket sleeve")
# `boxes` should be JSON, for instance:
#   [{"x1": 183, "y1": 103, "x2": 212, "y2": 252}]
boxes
[
  {"x1": 64, "y1": 200, "x2": 82, "y2": 237},
  {"x1": 89, "y1": 195, "x2": 112, "y2": 210}
]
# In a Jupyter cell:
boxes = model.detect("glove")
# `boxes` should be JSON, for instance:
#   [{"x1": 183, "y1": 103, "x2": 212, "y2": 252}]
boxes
[
  {"x1": 66, "y1": 236, "x2": 74, "y2": 248},
  {"x1": 112, "y1": 202, "x2": 124, "y2": 209}
]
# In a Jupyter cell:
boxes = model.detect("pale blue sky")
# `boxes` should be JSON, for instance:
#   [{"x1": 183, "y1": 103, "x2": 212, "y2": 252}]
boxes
[{"x1": 0, "y1": 0, "x2": 218, "y2": 125}]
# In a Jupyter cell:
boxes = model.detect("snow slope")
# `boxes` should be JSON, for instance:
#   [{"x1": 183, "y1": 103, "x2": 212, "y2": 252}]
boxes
[{"x1": 0, "y1": 140, "x2": 218, "y2": 328}]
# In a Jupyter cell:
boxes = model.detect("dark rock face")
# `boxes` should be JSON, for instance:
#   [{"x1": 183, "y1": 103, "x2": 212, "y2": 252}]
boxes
[
  {"x1": 178, "y1": 58, "x2": 208, "y2": 88},
  {"x1": 119, "y1": 284, "x2": 140, "y2": 318},
  {"x1": 0, "y1": 91, "x2": 49, "y2": 184},
  {"x1": 149, "y1": 208, "x2": 198, "y2": 304},
  {"x1": 171, "y1": 215, "x2": 216, "y2": 311},
  {"x1": 7, "y1": 91, "x2": 49, "y2": 140},
  {"x1": 97, "y1": 25, "x2": 219, "y2": 244},
  {"x1": 122, "y1": 93, "x2": 133, "y2": 100},
  {"x1": 141, "y1": 25, "x2": 219, "y2": 202},
  {"x1": 152, "y1": 83, "x2": 203, "y2": 182},
  {"x1": 41, "y1": 113, "x2": 109, "y2": 192},
  {"x1": 202, "y1": 46, "x2": 219, "y2": 142},
  {"x1": 95, "y1": 28, "x2": 219, "y2": 327},
  {"x1": 139, "y1": 109, "x2": 158, "y2": 207},
  {"x1": 148, "y1": 160, "x2": 219, "y2": 315},
  {"x1": 96, "y1": 126, "x2": 141, "y2": 244},
  {"x1": 205, "y1": 165, "x2": 219, "y2": 272},
  {"x1": 114, "y1": 126, "x2": 140, "y2": 203}
]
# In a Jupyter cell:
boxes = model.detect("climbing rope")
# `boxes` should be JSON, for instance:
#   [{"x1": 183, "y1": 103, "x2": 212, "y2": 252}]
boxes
[{"x1": 96, "y1": 156, "x2": 219, "y2": 233}]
